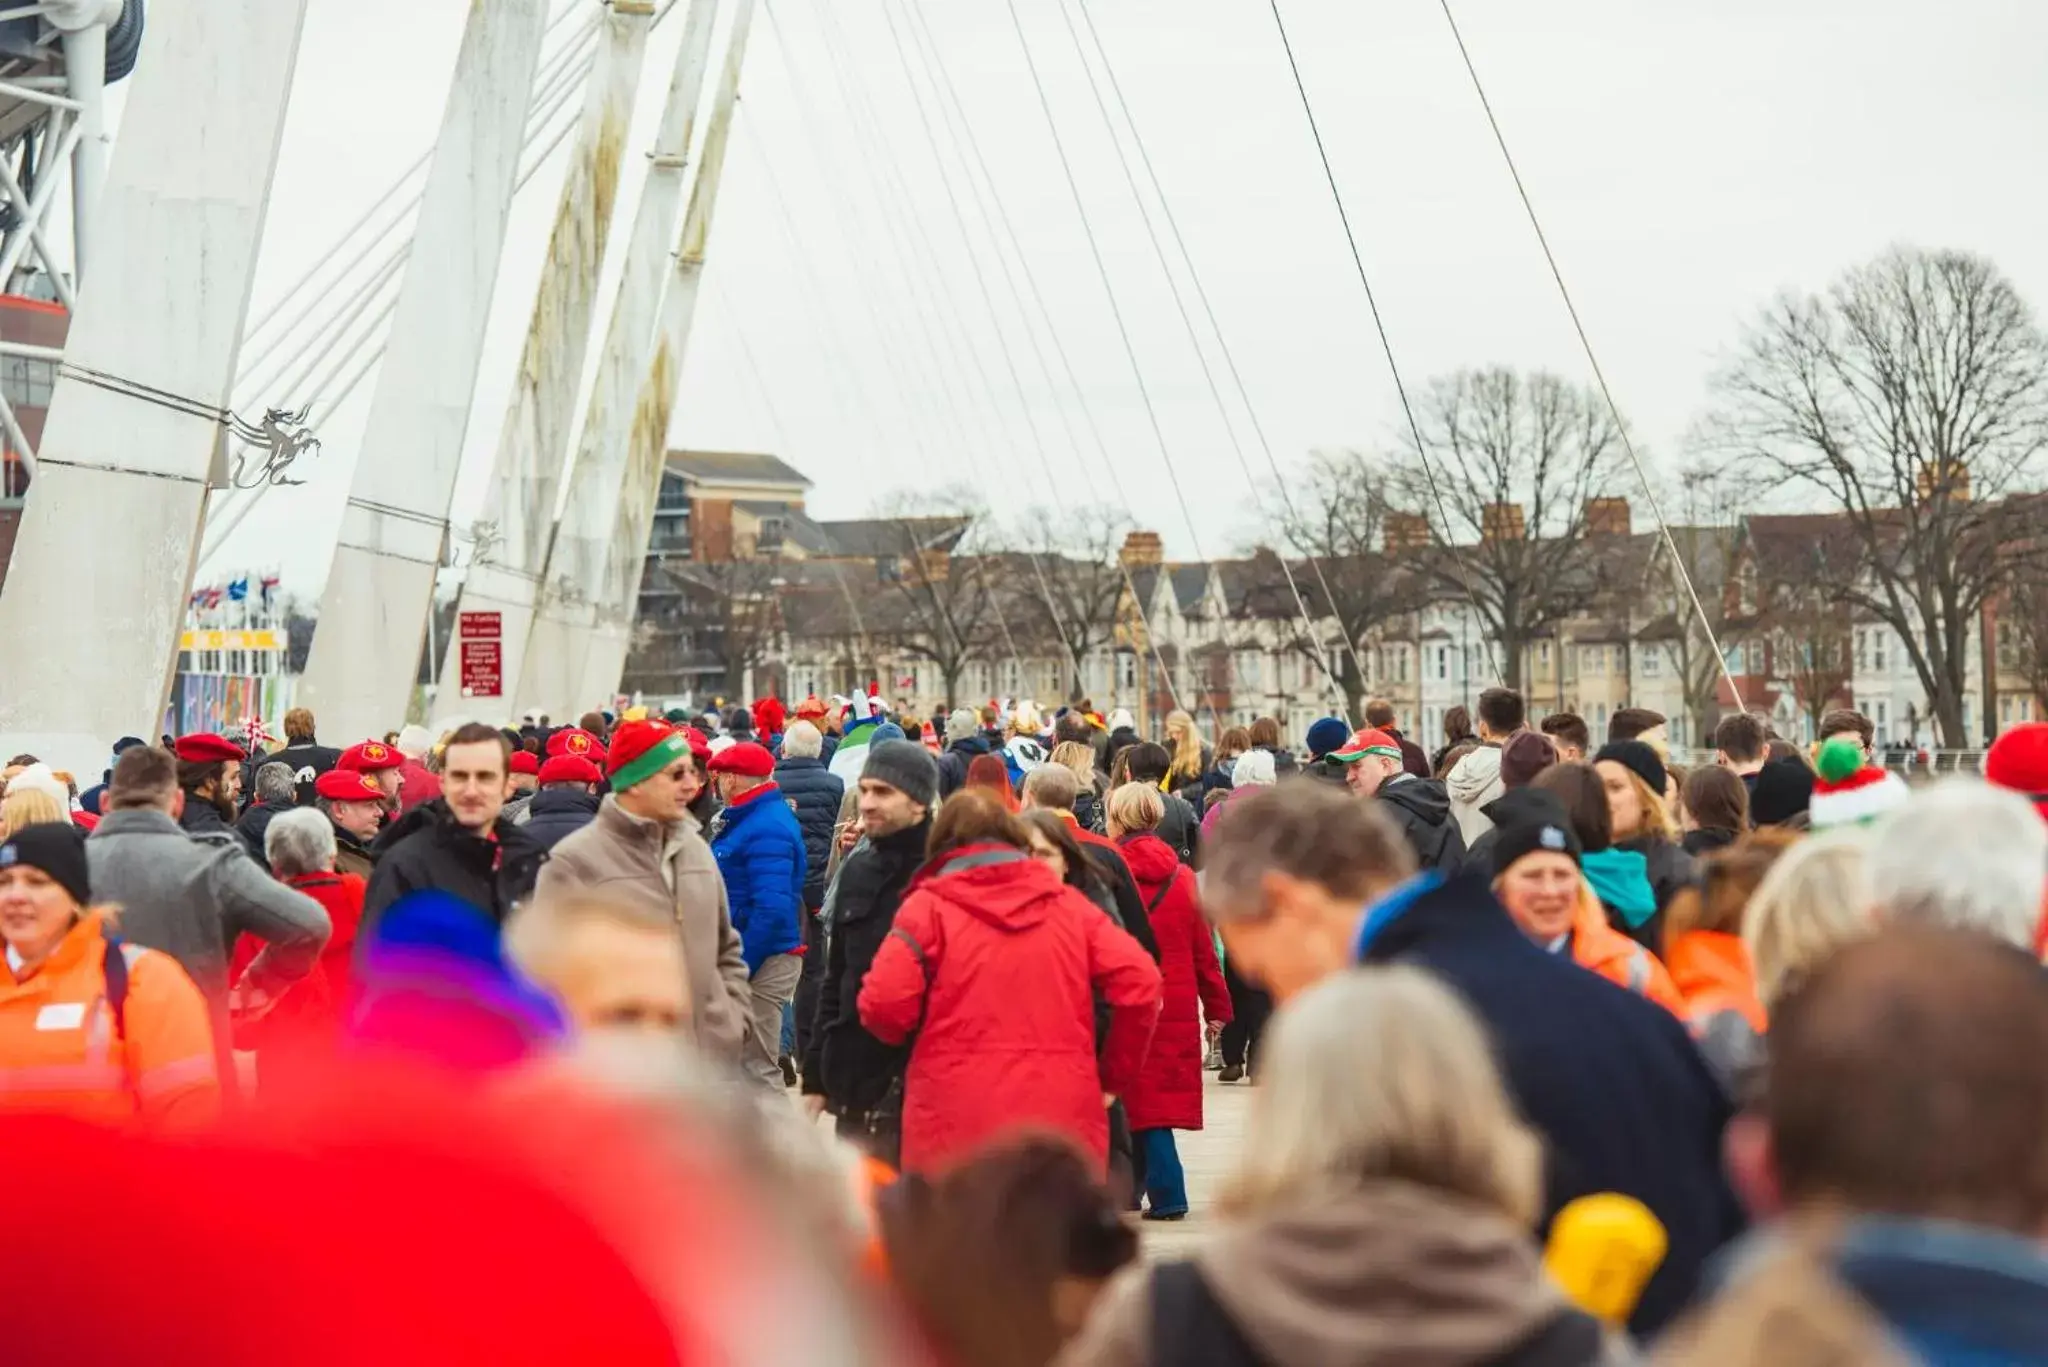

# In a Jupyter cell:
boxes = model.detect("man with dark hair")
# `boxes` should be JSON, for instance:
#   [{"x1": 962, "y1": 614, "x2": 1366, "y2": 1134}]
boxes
[
  {"x1": 1539, "y1": 712, "x2": 1590, "y2": 764},
  {"x1": 1120, "y1": 742, "x2": 1199, "y2": 865},
  {"x1": 366, "y1": 722, "x2": 544, "y2": 925},
  {"x1": 1714, "y1": 713, "x2": 1769, "y2": 789},
  {"x1": 88, "y1": 745, "x2": 330, "y2": 1087},
  {"x1": 1817, "y1": 707, "x2": 1874, "y2": 758},
  {"x1": 1446, "y1": 687, "x2": 1526, "y2": 845},
  {"x1": 173, "y1": 733, "x2": 250, "y2": 856},
  {"x1": 1666, "y1": 927, "x2": 2048, "y2": 1362},
  {"x1": 1607, "y1": 706, "x2": 1667, "y2": 747},
  {"x1": 1363, "y1": 698, "x2": 1429, "y2": 779},
  {"x1": 1201, "y1": 782, "x2": 1741, "y2": 1335}
]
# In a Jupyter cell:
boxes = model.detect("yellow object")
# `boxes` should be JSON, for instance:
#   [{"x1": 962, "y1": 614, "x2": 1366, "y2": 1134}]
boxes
[{"x1": 1543, "y1": 1192, "x2": 1668, "y2": 1326}]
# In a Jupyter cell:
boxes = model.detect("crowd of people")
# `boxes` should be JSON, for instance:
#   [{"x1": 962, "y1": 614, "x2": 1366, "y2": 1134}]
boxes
[{"x1": 4, "y1": 683, "x2": 2048, "y2": 1364}]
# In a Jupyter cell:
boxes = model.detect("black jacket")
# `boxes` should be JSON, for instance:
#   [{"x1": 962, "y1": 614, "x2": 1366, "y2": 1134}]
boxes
[
  {"x1": 1082, "y1": 838, "x2": 1160, "y2": 962},
  {"x1": 1463, "y1": 786, "x2": 1560, "y2": 876},
  {"x1": 182, "y1": 797, "x2": 260, "y2": 864},
  {"x1": 1073, "y1": 784, "x2": 1107, "y2": 837},
  {"x1": 1255, "y1": 744, "x2": 1298, "y2": 779},
  {"x1": 1681, "y1": 827, "x2": 1738, "y2": 858},
  {"x1": 1153, "y1": 788, "x2": 1200, "y2": 866},
  {"x1": 331, "y1": 821, "x2": 376, "y2": 880},
  {"x1": 1618, "y1": 833, "x2": 1697, "y2": 921},
  {"x1": 775, "y1": 755, "x2": 844, "y2": 910},
  {"x1": 234, "y1": 802, "x2": 289, "y2": 865},
  {"x1": 520, "y1": 789, "x2": 600, "y2": 852},
  {"x1": 804, "y1": 817, "x2": 929, "y2": 1113},
  {"x1": 1375, "y1": 775, "x2": 1466, "y2": 871},
  {"x1": 934, "y1": 735, "x2": 992, "y2": 799},
  {"x1": 363, "y1": 800, "x2": 547, "y2": 927},
  {"x1": 259, "y1": 739, "x2": 342, "y2": 806},
  {"x1": 1359, "y1": 870, "x2": 1743, "y2": 1336}
]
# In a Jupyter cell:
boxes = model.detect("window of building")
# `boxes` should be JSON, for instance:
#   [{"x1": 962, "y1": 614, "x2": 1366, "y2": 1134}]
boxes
[
  {"x1": 1235, "y1": 650, "x2": 1262, "y2": 692},
  {"x1": 1640, "y1": 645, "x2": 1659, "y2": 676},
  {"x1": 1872, "y1": 632, "x2": 1886, "y2": 671},
  {"x1": 1434, "y1": 645, "x2": 1450, "y2": 680},
  {"x1": 1745, "y1": 641, "x2": 1764, "y2": 676},
  {"x1": 1395, "y1": 645, "x2": 1409, "y2": 683},
  {"x1": 1874, "y1": 700, "x2": 1888, "y2": 735},
  {"x1": 1538, "y1": 641, "x2": 1551, "y2": 668},
  {"x1": 1116, "y1": 652, "x2": 1136, "y2": 691}
]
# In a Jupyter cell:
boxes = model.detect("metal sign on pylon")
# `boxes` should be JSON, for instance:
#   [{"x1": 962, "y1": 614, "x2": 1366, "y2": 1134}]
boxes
[{"x1": 428, "y1": 0, "x2": 654, "y2": 732}]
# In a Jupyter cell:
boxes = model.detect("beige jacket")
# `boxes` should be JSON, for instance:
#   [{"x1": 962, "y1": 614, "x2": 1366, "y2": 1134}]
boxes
[{"x1": 536, "y1": 795, "x2": 751, "y2": 1059}]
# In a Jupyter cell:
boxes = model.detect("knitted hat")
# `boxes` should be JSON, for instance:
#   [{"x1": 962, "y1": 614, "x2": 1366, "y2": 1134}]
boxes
[
  {"x1": 945, "y1": 708, "x2": 979, "y2": 745},
  {"x1": 861, "y1": 739, "x2": 939, "y2": 809},
  {"x1": 4, "y1": 762, "x2": 70, "y2": 807},
  {"x1": 0, "y1": 821, "x2": 91, "y2": 907},
  {"x1": 1985, "y1": 722, "x2": 2048, "y2": 821},
  {"x1": 751, "y1": 697, "x2": 787, "y2": 738},
  {"x1": 1304, "y1": 717, "x2": 1352, "y2": 760},
  {"x1": 1499, "y1": 731, "x2": 1559, "y2": 789},
  {"x1": 1593, "y1": 739, "x2": 1666, "y2": 798},
  {"x1": 606, "y1": 720, "x2": 691, "y2": 791},
  {"x1": 537, "y1": 754, "x2": 602, "y2": 786},
  {"x1": 794, "y1": 695, "x2": 829, "y2": 721},
  {"x1": 1488, "y1": 790, "x2": 1583, "y2": 875},
  {"x1": 1808, "y1": 735, "x2": 1909, "y2": 829},
  {"x1": 1330, "y1": 728, "x2": 1401, "y2": 765},
  {"x1": 708, "y1": 741, "x2": 775, "y2": 779},
  {"x1": 1749, "y1": 755, "x2": 1816, "y2": 828}
]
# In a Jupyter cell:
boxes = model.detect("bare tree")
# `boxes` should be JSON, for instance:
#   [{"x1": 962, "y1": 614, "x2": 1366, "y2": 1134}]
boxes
[
  {"x1": 621, "y1": 551, "x2": 785, "y2": 701},
  {"x1": 1706, "y1": 247, "x2": 2048, "y2": 746},
  {"x1": 870, "y1": 497, "x2": 999, "y2": 711},
  {"x1": 1004, "y1": 504, "x2": 1131, "y2": 702},
  {"x1": 1999, "y1": 554, "x2": 2048, "y2": 721},
  {"x1": 1389, "y1": 368, "x2": 1631, "y2": 692},
  {"x1": 1650, "y1": 470, "x2": 1744, "y2": 745},
  {"x1": 1265, "y1": 450, "x2": 1428, "y2": 715},
  {"x1": 1767, "y1": 584, "x2": 1854, "y2": 738}
]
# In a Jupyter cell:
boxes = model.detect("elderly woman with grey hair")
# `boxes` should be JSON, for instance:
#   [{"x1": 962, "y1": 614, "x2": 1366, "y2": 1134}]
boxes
[{"x1": 232, "y1": 807, "x2": 368, "y2": 1075}]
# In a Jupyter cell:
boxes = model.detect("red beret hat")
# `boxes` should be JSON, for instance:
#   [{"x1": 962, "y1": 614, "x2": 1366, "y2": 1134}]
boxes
[
  {"x1": 707, "y1": 741, "x2": 775, "y2": 779},
  {"x1": 338, "y1": 740, "x2": 403, "y2": 773},
  {"x1": 538, "y1": 754, "x2": 602, "y2": 785},
  {"x1": 315, "y1": 769, "x2": 386, "y2": 803},
  {"x1": 174, "y1": 733, "x2": 246, "y2": 764},
  {"x1": 545, "y1": 728, "x2": 605, "y2": 761},
  {"x1": 508, "y1": 751, "x2": 540, "y2": 777}
]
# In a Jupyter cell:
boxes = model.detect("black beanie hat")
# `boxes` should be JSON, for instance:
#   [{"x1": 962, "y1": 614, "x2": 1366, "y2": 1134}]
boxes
[
  {"x1": 1593, "y1": 739, "x2": 1667, "y2": 798},
  {"x1": 1750, "y1": 755, "x2": 1816, "y2": 827},
  {"x1": 0, "y1": 822, "x2": 91, "y2": 908},
  {"x1": 1489, "y1": 789, "x2": 1584, "y2": 877}
]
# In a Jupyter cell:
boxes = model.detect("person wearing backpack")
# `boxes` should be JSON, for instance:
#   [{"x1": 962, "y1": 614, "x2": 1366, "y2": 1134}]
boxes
[
  {"x1": 0, "y1": 822, "x2": 221, "y2": 1131},
  {"x1": 1121, "y1": 743, "x2": 1201, "y2": 866}
]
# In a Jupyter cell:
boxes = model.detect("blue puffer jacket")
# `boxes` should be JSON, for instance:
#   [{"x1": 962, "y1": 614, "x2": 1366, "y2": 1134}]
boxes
[
  {"x1": 711, "y1": 783, "x2": 808, "y2": 974},
  {"x1": 774, "y1": 755, "x2": 844, "y2": 910}
]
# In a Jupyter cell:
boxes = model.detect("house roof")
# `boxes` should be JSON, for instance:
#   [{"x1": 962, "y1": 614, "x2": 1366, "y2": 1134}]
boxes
[
  {"x1": 1742, "y1": 512, "x2": 1874, "y2": 583},
  {"x1": 664, "y1": 449, "x2": 811, "y2": 488},
  {"x1": 808, "y1": 516, "x2": 969, "y2": 559},
  {"x1": 1169, "y1": 564, "x2": 1211, "y2": 613}
]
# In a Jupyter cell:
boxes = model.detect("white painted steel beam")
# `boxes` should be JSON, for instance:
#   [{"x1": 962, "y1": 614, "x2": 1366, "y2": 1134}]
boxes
[
  {"x1": 0, "y1": 0, "x2": 310, "y2": 775},
  {"x1": 513, "y1": 0, "x2": 726, "y2": 719},
  {"x1": 428, "y1": 0, "x2": 653, "y2": 732},
  {"x1": 569, "y1": 0, "x2": 754, "y2": 712},
  {"x1": 295, "y1": 0, "x2": 550, "y2": 746}
]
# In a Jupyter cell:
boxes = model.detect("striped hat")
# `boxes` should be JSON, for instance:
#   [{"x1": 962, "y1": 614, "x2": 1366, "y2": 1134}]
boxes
[
  {"x1": 1808, "y1": 735, "x2": 1909, "y2": 829},
  {"x1": 1330, "y1": 728, "x2": 1403, "y2": 765}
]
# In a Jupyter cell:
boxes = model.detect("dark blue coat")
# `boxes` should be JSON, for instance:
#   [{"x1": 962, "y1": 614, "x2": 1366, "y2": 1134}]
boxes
[
  {"x1": 520, "y1": 788, "x2": 599, "y2": 852},
  {"x1": 935, "y1": 734, "x2": 991, "y2": 798},
  {"x1": 774, "y1": 755, "x2": 844, "y2": 910},
  {"x1": 710, "y1": 783, "x2": 807, "y2": 974},
  {"x1": 1357, "y1": 870, "x2": 1743, "y2": 1336}
]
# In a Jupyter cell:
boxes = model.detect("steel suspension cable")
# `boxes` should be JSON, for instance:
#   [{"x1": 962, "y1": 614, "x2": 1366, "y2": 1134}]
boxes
[
  {"x1": 1433, "y1": 0, "x2": 1744, "y2": 711},
  {"x1": 1266, "y1": 0, "x2": 1502, "y2": 687}
]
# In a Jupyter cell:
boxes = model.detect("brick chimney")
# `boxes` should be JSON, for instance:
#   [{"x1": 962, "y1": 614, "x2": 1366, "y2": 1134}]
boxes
[
  {"x1": 1584, "y1": 497, "x2": 1631, "y2": 537},
  {"x1": 1480, "y1": 503, "x2": 1526, "y2": 543},
  {"x1": 1383, "y1": 511, "x2": 1432, "y2": 553},
  {"x1": 1916, "y1": 460, "x2": 1971, "y2": 504},
  {"x1": 1119, "y1": 530, "x2": 1165, "y2": 567}
]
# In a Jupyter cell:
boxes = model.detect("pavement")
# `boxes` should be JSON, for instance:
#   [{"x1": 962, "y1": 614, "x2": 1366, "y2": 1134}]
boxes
[{"x1": 1137, "y1": 1069, "x2": 1250, "y2": 1261}]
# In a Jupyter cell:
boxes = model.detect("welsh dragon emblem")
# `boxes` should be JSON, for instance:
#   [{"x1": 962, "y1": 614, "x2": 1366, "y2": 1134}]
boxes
[{"x1": 227, "y1": 405, "x2": 322, "y2": 488}]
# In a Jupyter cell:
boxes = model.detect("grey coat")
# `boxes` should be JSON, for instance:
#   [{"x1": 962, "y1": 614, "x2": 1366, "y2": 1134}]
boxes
[
  {"x1": 86, "y1": 807, "x2": 331, "y2": 1057},
  {"x1": 535, "y1": 796, "x2": 752, "y2": 1062}
]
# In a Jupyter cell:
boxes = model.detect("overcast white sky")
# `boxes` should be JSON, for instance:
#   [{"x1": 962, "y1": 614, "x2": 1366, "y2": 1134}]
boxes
[{"x1": 183, "y1": 0, "x2": 2048, "y2": 592}]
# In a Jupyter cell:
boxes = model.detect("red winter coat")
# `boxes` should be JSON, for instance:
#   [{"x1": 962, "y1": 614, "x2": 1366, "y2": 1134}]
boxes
[
  {"x1": 1117, "y1": 834, "x2": 1231, "y2": 1132},
  {"x1": 229, "y1": 871, "x2": 367, "y2": 1078},
  {"x1": 858, "y1": 843, "x2": 1162, "y2": 1176}
]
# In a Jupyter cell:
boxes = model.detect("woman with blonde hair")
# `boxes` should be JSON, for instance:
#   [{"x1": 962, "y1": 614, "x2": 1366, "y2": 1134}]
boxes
[
  {"x1": 1592, "y1": 741, "x2": 1694, "y2": 942},
  {"x1": 1050, "y1": 740, "x2": 1106, "y2": 835},
  {"x1": 1061, "y1": 966, "x2": 1626, "y2": 1366},
  {"x1": 1160, "y1": 711, "x2": 1207, "y2": 794},
  {"x1": 1743, "y1": 826, "x2": 1873, "y2": 1010},
  {"x1": 0, "y1": 787, "x2": 68, "y2": 841}
]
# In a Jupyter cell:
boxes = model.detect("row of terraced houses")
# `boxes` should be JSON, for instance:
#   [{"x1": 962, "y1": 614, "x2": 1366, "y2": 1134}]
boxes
[{"x1": 623, "y1": 451, "x2": 2044, "y2": 751}]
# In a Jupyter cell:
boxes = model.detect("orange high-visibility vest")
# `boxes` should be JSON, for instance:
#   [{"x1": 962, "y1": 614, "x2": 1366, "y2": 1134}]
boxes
[{"x1": 0, "y1": 911, "x2": 220, "y2": 1131}]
